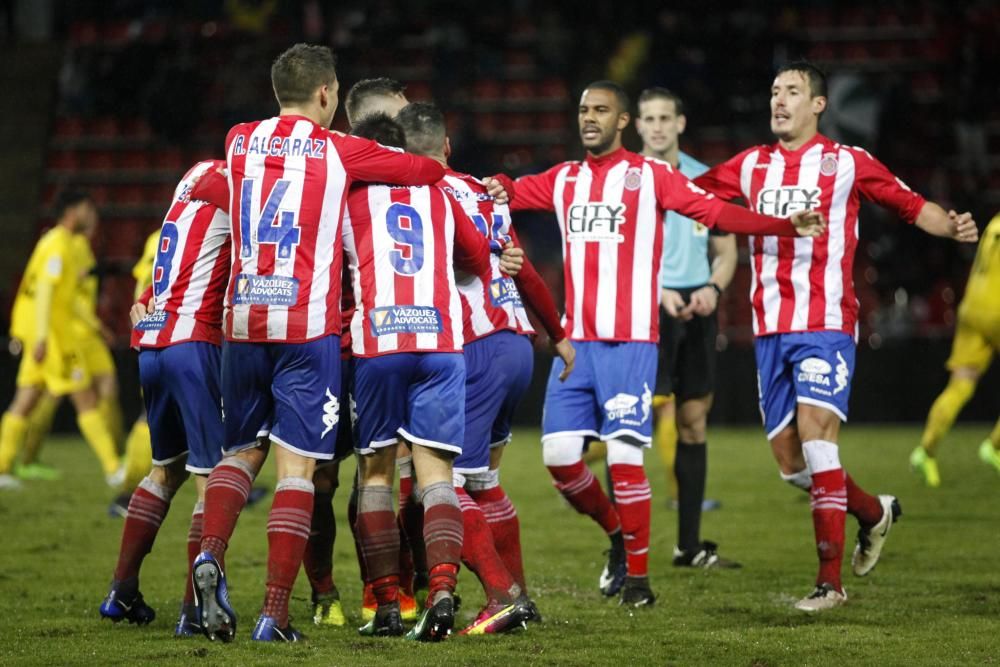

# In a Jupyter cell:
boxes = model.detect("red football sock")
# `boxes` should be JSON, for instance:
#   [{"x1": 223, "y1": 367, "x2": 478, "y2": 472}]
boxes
[
  {"x1": 399, "y1": 474, "x2": 427, "y2": 578},
  {"x1": 609, "y1": 464, "x2": 652, "y2": 578},
  {"x1": 183, "y1": 502, "x2": 204, "y2": 606},
  {"x1": 113, "y1": 482, "x2": 171, "y2": 582},
  {"x1": 422, "y1": 482, "x2": 463, "y2": 605},
  {"x1": 845, "y1": 473, "x2": 882, "y2": 527},
  {"x1": 457, "y1": 487, "x2": 518, "y2": 603},
  {"x1": 347, "y1": 479, "x2": 366, "y2": 582},
  {"x1": 200, "y1": 460, "x2": 254, "y2": 564},
  {"x1": 810, "y1": 468, "x2": 847, "y2": 590},
  {"x1": 547, "y1": 461, "x2": 621, "y2": 535},
  {"x1": 357, "y1": 485, "x2": 400, "y2": 605},
  {"x1": 261, "y1": 478, "x2": 314, "y2": 627},
  {"x1": 468, "y1": 484, "x2": 526, "y2": 594},
  {"x1": 303, "y1": 490, "x2": 336, "y2": 598}
]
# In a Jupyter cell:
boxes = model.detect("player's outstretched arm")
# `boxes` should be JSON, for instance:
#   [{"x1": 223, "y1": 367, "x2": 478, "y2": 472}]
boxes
[
  {"x1": 338, "y1": 134, "x2": 445, "y2": 186},
  {"x1": 497, "y1": 165, "x2": 562, "y2": 213},
  {"x1": 915, "y1": 203, "x2": 979, "y2": 243}
]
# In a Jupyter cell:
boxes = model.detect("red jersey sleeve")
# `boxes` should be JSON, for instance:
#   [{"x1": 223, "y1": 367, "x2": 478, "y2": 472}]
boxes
[
  {"x1": 692, "y1": 147, "x2": 756, "y2": 202},
  {"x1": 652, "y1": 160, "x2": 798, "y2": 236},
  {"x1": 508, "y1": 164, "x2": 564, "y2": 212},
  {"x1": 449, "y1": 197, "x2": 492, "y2": 276},
  {"x1": 335, "y1": 133, "x2": 445, "y2": 186},
  {"x1": 189, "y1": 167, "x2": 230, "y2": 211},
  {"x1": 850, "y1": 147, "x2": 927, "y2": 224},
  {"x1": 508, "y1": 227, "x2": 564, "y2": 342}
]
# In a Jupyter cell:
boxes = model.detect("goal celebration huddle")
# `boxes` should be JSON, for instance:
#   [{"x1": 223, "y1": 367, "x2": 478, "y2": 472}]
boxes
[{"x1": 7, "y1": 42, "x2": 980, "y2": 644}]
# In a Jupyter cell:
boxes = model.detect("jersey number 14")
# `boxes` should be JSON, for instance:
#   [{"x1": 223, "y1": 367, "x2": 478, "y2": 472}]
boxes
[{"x1": 239, "y1": 178, "x2": 301, "y2": 260}]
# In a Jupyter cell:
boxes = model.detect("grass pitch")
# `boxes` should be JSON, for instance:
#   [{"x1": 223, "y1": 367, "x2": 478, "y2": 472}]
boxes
[{"x1": 1, "y1": 424, "x2": 998, "y2": 666}]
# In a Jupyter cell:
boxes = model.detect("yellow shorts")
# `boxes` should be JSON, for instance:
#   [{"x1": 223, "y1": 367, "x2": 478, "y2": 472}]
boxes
[
  {"x1": 80, "y1": 333, "x2": 116, "y2": 377},
  {"x1": 15, "y1": 336, "x2": 91, "y2": 396},
  {"x1": 946, "y1": 317, "x2": 1000, "y2": 372}
]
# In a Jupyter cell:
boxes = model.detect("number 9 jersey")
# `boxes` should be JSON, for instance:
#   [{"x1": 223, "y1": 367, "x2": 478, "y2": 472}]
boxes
[{"x1": 342, "y1": 183, "x2": 493, "y2": 356}]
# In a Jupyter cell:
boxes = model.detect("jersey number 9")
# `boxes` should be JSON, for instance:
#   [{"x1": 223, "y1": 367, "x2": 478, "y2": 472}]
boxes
[{"x1": 385, "y1": 203, "x2": 425, "y2": 275}]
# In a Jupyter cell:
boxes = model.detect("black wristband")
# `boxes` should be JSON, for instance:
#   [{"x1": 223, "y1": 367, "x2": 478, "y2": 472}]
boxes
[{"x1": 708, "y1": 282, "x2": 723, "y2": 296}]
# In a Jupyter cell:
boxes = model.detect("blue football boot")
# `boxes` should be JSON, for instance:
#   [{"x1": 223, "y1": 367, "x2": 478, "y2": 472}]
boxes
[
  {"x1": 251, "y1": 615, "x2": 304, "y2": 642},
  {"x1": 191, "y1": 552, "x2": 236, "y2": 642},
  {"x1": 99, "y1": 584, "x2": 156, "y2": 625},
  {"x1": 174, "y1": 603, "x2": 203, "y2": 637}
]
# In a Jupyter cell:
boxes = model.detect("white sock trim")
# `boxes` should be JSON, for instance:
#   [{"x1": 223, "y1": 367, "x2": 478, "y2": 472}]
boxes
[
  {"x1": 606, "y1": 439, "x2": 644, "y2": 466},
  {"x1": 802, "y1": 440, "x2": 841, "y2": 474},
  {"x1": 780, "y1": 467, "x2": 812, "y2": 491},
  {"x1": 542, "y1": 436, "x2": 585, "y2": 467}
]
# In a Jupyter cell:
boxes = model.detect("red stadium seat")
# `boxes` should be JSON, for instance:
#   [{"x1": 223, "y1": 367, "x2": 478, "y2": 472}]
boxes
[
  {"x1": 48, "y1": 150, "x2": 78, "y2": 171},
  {"x1": 88, "y1": 117, "x2": 120, "y2": 139},
  {"x1": 119, "y1": 151, "x2": 151, "y2": 170},
  {"x1": 80, "y1": 150, "x2": 116, "y2": 171},
  {"x1": 53, "y1": 116, "x2": 85, "y2": 138}
]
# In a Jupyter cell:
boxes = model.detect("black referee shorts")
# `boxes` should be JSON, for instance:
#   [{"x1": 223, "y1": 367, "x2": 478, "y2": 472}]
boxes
[{"x1": 655, "y1": 288, "x2": 718, "y2": 402}]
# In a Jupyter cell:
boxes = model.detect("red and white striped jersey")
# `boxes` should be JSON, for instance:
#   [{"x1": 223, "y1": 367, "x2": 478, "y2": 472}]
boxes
[
  {"x1": 695, "y1": 134, "x2": 926, "y2": 337},
  {"x1": 343, "y1": 183, "x2": 491, "y2": 356},
  {"x1": 131, "y1": 160, "x2": 231, "y2": 349},
  {"x1": 224, "y1": 114, "x2": 445, "y2": 343},
  {"x1": 512, "y1": 146, "x2": 738, "y2": 342},
  {"x1": 439, "y1": 169, "x2": 534, "y2": 343}
]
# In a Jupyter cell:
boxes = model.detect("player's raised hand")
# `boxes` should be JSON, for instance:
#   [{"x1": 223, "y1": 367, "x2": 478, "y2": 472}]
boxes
[
  {"x1": 483, "y1": 177, "x2": 510, "y2": 205},
  {"x1": 790, "y1": 209, "x2": 827, "y2": 238},
  {"x1": 661, "y1": 288, "x2": 692, "y2": 321},
  {"x1": 552, "y1": 338, "x2": 576, "y2": 381},
  {"x1": 948, "y1": 210, "x2": 978, "y2": 243},
  {"x1": 499, "y1": 241, "x2": 524, "y2": 275}
]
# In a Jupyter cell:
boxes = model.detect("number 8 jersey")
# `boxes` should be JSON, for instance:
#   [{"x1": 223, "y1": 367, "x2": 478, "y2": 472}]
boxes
[{"x1": 343, "y1": 183, "x2": 492, "y2": 356}]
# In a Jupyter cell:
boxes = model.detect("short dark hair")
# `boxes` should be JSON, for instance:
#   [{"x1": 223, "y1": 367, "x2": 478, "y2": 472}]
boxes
[
  {"x1": 395, "y1": 102, "x2": 446, "y2": 156},
  {"x1": 775, "y1": 60, "x2": 828, "y2": 98},
  {"x1": 583, "y1": 80, "x2": 630, "y2": 114},
  {"x1": 350, "y1": 112, "x2": 406, "y2": 150},
  {"x1": 270, "y1": 43, "x2": 338, "y2": 106},
  {"x1": 637, "y1": 87, "x2": 685, "y2": 116},
  {"x1": 54, "y1": 189, "x2": 92, "y2": 219},
  {"x1": 345, "y1": 77, "x2": 407, "y2": 126}
]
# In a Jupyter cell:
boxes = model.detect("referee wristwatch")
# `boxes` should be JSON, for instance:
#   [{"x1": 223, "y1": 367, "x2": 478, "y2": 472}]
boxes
[{"x1": 708, "y1": 282, "x2": 723, "y2": 297}]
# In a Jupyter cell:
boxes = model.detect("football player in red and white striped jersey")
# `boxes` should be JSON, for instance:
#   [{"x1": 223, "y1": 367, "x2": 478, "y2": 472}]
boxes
[
  {"x1": 398, "y1": 102, "x2": 568, "y2": 633},
  {"x1": 99, "y1": 161, "x2": 231, "y2": 632},
  {"x1": 190, "y1": 44, "x2": 446, "y2": 644},
  {"x1": 695, "y1": 61, "x2": 978, "y2": 611},
  {"x1": 344, "y1": 112, "x2": 524, "y2": 639},
  {"x1": 508, "y1": 80, "x2": 826, "y2": 607}
]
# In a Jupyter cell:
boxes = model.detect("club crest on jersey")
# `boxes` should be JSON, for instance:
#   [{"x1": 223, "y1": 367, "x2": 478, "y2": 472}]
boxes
[
  {"x1": 756, "y1": 186, "x2": 822, "y2": 217},
  {"x1": 820, "y1": 153, "x2": 839, "y2": 177},
  {"x1": 370, "y1": 305, "x2": 443, "y2": 336},
  {"x1": 566, "y1": 202, "x2": 627, "y2": 243},
  {"x1": 233, "y1": 273, "x2": 299, "y2": 306},
  {"x1": 623, "y1": 167, "x2": 642, "y2": 191},
  {"x1": 489, "y1": 277, "x2": 522, "y2": 307},
  {"x1": 134, "y1": 309, "x2": 168, "y2": 331}
]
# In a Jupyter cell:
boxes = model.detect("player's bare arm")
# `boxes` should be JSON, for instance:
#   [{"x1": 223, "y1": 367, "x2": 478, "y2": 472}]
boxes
[
  {"x1": 499, "y1": 241, "x2": 524, "y2": 275},
  {"x1": 482, "y1": 176, "x2": 510, "y2": 205},
  {"x1": 552, "y1": 338, "x2": 575, "y2": 381},
  {"x1": 915, "y1": 203, "x2": 979, "y2": 243}
]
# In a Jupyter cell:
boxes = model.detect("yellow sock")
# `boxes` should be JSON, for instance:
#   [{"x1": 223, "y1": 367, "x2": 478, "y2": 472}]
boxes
[
  {"x1": 99, "y1": 395, "x2": 125, "y2": 452},
  {"x1": 123, "y1": 418, "x2": 152, "y2": 491},
  {"x1": 920, "y1": 377, "x2": 976, "y2": 456},
  {"x1": 77, "y1": 408, "x2": 120, "y2": 476},
  {"x1": 0, "y1": 413, "x2": 29, "y2": 474},
  {"x1": 23, "y1": 394, "x2": 59, "y2": 465},
  {"x1": 654, "y1": 402, "x2": 678, "y2": 502},
  {"x1": 989, "y1": 417, "x2": 1000, "y2": 451}
]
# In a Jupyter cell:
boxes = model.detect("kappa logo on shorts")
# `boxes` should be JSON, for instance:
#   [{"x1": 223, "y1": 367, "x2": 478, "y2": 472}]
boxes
[
  {"x1": 489, "y1": 277, "x2": 522, "y2": 307},
  {"x1": 321, "y1": 388, "x2": 340, "y2": 438},
  {"x1": 233, "y1": 273, "x2": 299, "y2": 306},
  {"x1": 370, "y1": 305, "x2": 443, "y2": 336},
  {"x1": 833, "y1": 351, "x2": 849, "y2": 395}
]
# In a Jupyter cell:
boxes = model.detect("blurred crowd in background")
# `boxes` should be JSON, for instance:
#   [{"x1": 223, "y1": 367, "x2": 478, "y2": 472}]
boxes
[{"x1": 3, "y1": 0, "x2": 999, "y2": 348}]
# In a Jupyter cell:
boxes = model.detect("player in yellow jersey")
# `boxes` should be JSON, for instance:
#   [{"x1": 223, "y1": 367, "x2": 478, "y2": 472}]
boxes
[
  {"x1": 17, "y1": 216, "x2": 125, "y2": 481},
  {"x1": 0, "y1": 191, "x2": 121, "y2": 490},
  {"x1": 911, "y1": 213, "x2": 1000, "y2": 486}
]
